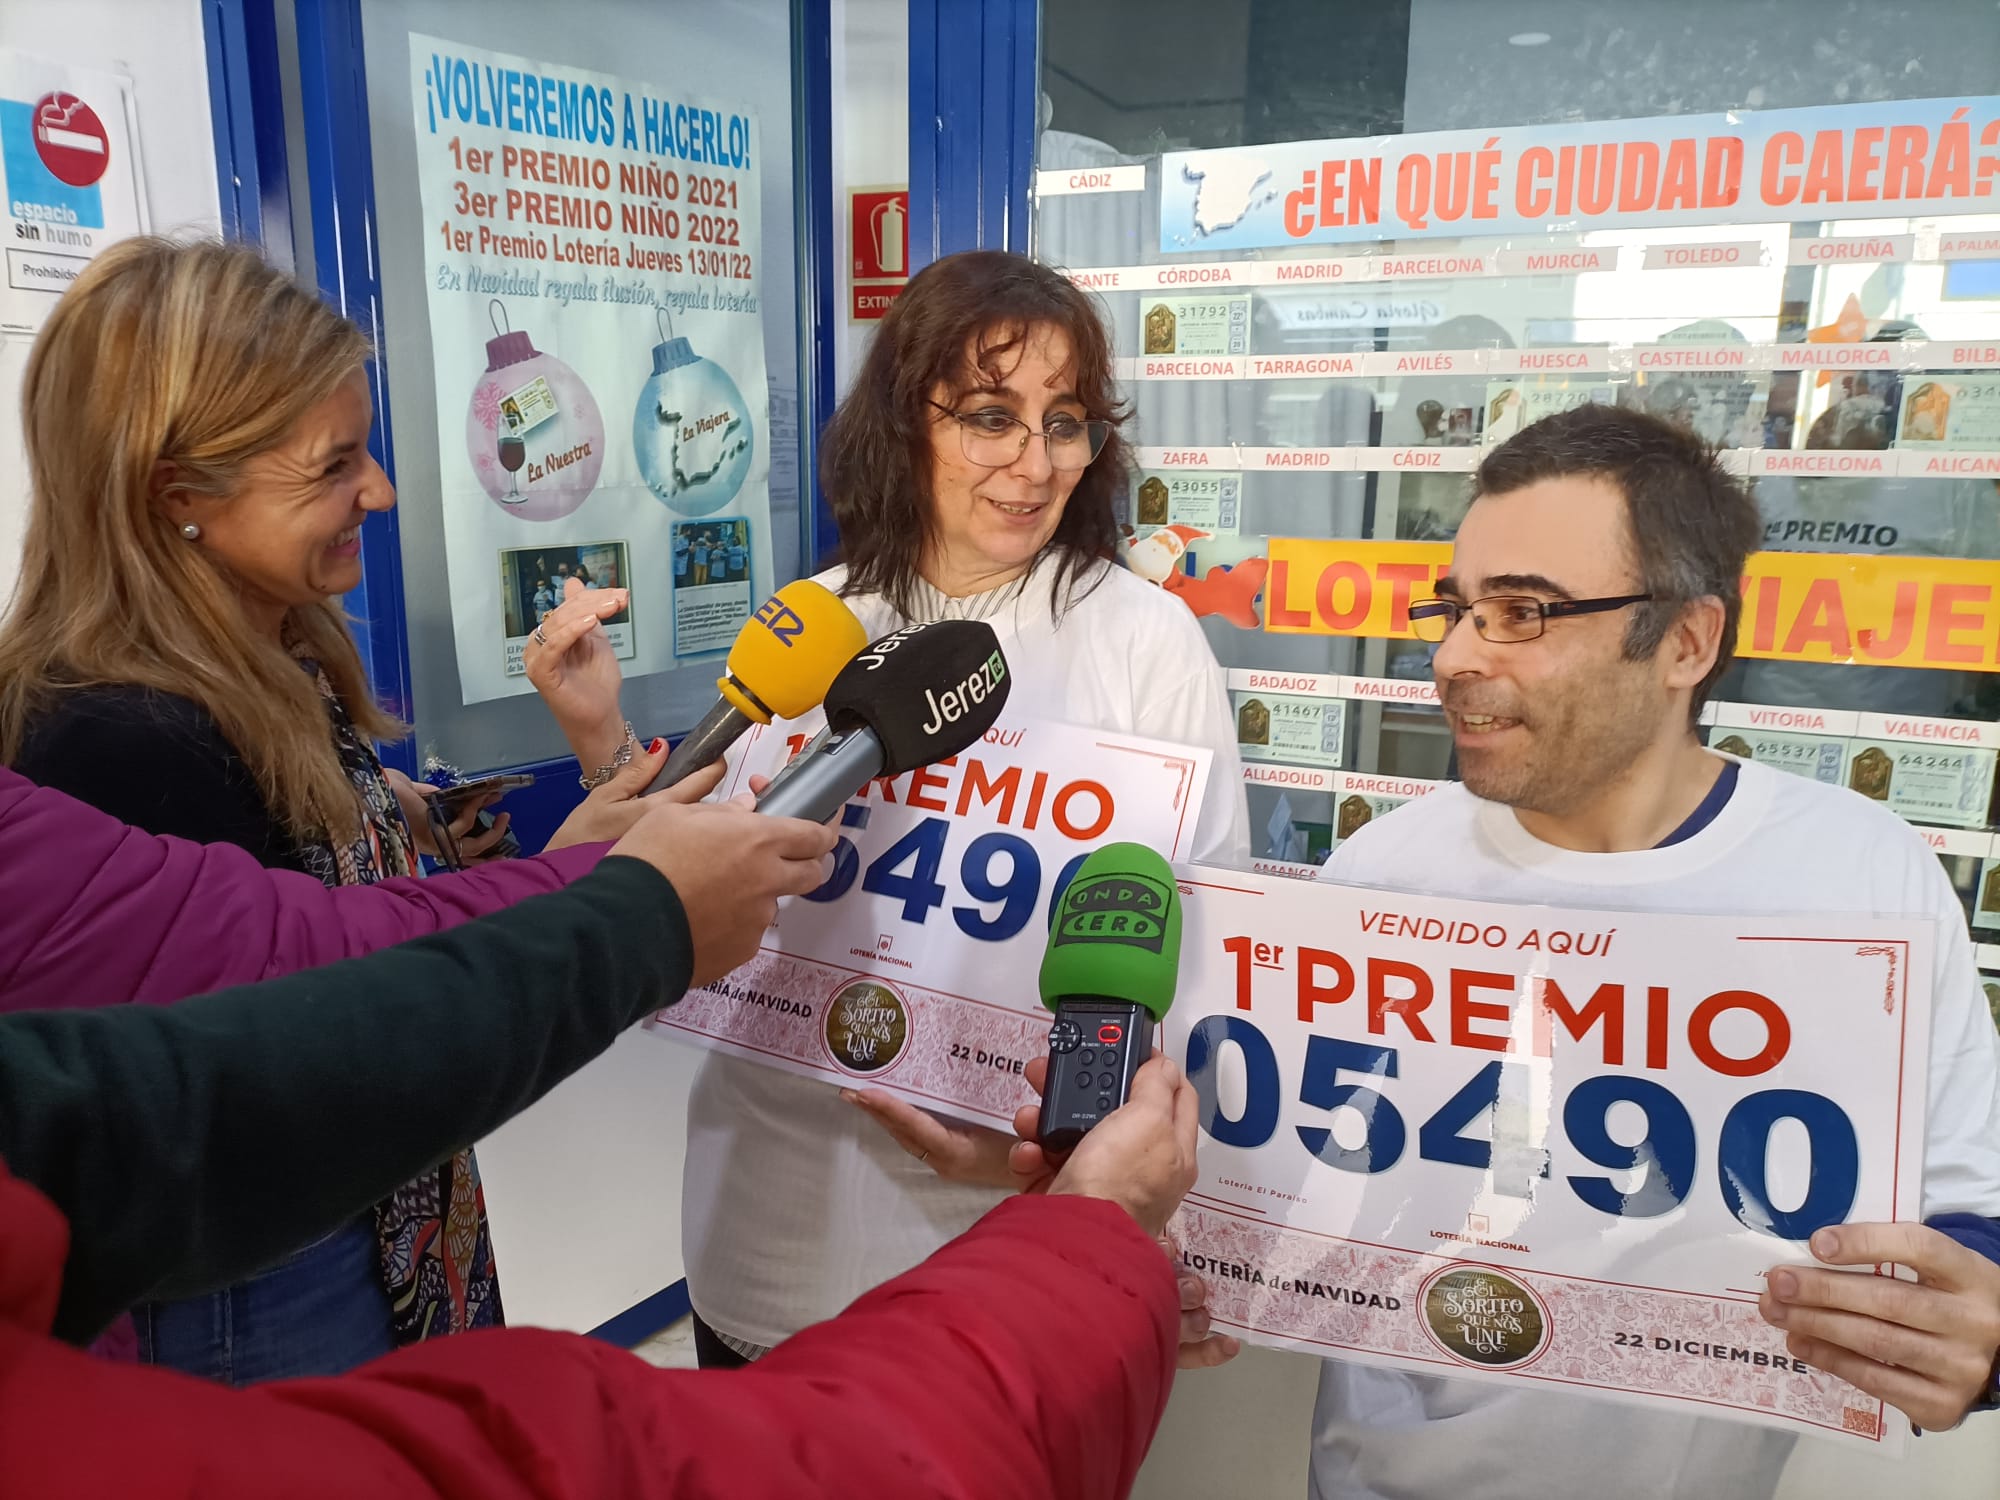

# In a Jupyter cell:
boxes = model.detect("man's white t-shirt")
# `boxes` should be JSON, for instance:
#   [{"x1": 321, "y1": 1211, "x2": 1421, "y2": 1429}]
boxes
[
  {"x1": 681, "y1": 556, "x2": 1251, "y2": 1348},
  {"x1": 1308, "y1": 757, "x2": 2000, "y2": 1500}
]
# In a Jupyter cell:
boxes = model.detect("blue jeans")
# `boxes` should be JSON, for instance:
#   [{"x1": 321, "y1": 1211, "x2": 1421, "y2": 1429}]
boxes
[{"x1": 135, "y1": 1217, "x2": 395, "y2": 1386}]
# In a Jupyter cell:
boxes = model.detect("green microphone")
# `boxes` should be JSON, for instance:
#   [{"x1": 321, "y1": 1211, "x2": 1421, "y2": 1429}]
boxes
[{"x1": 1036, "y1": 842, "x2": 1184, "y2": 1153}]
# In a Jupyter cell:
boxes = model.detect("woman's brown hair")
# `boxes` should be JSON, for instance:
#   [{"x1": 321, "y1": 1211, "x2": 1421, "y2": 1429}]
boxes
[
  {"x1": 818, "y1": 249, "x2": 1129, "y2": 616},
  {"x1": 0, "y1": 237, "x2": 400, "y2": 840}
]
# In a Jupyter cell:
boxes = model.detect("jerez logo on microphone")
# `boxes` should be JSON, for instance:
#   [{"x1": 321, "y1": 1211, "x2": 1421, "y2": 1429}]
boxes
[
  {"x1": 919, "y1": 649, "x2": 1007, "y2": 736},
  {"x1": 1054, "y1": 872, "x2": 1173, "y2": 952}
]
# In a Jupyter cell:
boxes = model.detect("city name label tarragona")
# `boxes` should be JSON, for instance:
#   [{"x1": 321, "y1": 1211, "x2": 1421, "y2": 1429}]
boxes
[{"x1": 1262, "y1": 540, "x2": 2000, "y2": 672}]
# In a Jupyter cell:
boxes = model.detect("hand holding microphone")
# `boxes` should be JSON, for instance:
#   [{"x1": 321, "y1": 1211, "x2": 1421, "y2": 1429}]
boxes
[
  {"x1": 607, "y1": 791, "x2": 837, "y2": 986},
  {"x1": 1035, "y1": 844, "x2": 1182, "y2": 1153},
  {"x1": 1009, "y1": 847, "x2": 1241, "y2": 1368}
]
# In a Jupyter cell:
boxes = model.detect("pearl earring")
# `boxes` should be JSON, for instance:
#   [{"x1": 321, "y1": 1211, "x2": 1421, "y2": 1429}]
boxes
[{"x1": 179, "y1": 522, "x2": 202, "y2": 542}]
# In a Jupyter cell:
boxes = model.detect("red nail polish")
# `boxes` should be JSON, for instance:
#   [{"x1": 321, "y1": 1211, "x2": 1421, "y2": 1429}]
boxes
[{"x1": 649, "y1": 738, "x2": 666, "y2": 754}]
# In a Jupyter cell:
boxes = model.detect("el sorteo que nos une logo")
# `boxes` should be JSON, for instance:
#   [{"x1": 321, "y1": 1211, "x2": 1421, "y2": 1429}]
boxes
[
  {"x1": 1418, "y1": 1265, "x2": 1550, "y2": 1369},
  {"x1": 1054, "y1": 872, "x2": 1173, "y2": 953},
  {"x1": 822, "y1": 979, "x2": 909, "y2": 1074}
]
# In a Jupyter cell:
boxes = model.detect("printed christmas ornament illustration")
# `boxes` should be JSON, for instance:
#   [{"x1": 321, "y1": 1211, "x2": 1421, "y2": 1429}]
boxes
[
  {"x1": 465, "y1": 299, "x2": 604, "y2": 521},
  {"x1": 634, "y1": 307, "x2": 754, "y2": 516}
]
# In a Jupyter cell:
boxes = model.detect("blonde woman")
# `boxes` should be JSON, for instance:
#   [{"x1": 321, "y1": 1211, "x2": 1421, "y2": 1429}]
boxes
[{"x1": 0, "y1": 238, "x2": 636, "y2": 1383}]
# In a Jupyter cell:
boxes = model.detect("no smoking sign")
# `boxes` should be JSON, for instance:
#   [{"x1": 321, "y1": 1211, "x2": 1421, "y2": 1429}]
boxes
[{"x1": 32, "y1": 91, "x2": 110, "y2": 188}]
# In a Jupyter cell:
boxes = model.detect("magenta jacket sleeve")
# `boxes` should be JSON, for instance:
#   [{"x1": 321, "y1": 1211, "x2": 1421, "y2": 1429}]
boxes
[
  {"x1": 8, "y1": 1193, "x2": 1178, "y2": 1500},
  {"x1": 0, "y1": 764, "x2": 607, "y2": 1012}
]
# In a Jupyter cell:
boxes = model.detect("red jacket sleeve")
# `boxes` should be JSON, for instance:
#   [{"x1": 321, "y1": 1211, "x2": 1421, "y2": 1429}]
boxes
[
  {"x1": 0, "y1": 765, "x2": 605, "y2": 1011},
  {"x1": 6, "y1": 1195, "x2": 1178, "y2": 1500}
]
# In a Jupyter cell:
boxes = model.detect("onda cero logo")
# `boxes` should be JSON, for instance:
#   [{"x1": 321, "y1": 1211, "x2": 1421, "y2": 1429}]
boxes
[{"x1": 1054, "y1": 871, "x2": 1172, "y2": 952}]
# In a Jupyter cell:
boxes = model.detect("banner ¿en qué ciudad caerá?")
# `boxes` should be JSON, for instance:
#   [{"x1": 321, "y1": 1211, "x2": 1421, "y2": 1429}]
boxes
[
  {"x1": 1162, "y1": 95, "x2": 2000, "y2": 252},
  {"x1": 408, "y1": 36, "x2": 771, "y2": 704}
]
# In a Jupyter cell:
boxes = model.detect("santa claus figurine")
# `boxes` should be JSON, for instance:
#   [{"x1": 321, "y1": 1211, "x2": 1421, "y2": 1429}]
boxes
[
  {"x1": 1122, "y1": 523, "x2": 1211, "y2": 584},
  {"x1": 1120, "y1": 521, "x2": 1269, "y2": 630}
]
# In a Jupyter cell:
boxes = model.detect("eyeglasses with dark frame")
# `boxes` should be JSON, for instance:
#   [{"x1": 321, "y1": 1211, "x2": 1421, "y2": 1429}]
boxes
[
  {"x1": 928, "y1": 400, "x2": 1111, "y2": 472},
  {"x1": 1408, "y1": 593, "x2": 1654, "y2": 644}
]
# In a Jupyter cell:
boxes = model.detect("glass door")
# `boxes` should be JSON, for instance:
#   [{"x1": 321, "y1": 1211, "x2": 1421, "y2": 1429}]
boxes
[{"x1": 1032, "y1": 1, "x2": 2000, "y2": 1001}]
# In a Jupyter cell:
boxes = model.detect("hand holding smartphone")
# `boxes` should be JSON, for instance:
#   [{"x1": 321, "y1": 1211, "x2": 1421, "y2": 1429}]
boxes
[
  {"x1": 430, "y1": 772, "x2": 536, "y2": 817},
  {"x1": 421, "y1": 773, "x2": 535, "y2": 867}
]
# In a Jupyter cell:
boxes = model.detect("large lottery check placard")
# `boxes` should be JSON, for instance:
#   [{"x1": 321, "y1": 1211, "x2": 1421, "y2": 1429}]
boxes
[
  {"x1": 1166, "y1": 868, "x2": 1935, "y2": 1452},
  {"x1": 649, "y1": 716, "x2": 1211, "y2": 1125}
]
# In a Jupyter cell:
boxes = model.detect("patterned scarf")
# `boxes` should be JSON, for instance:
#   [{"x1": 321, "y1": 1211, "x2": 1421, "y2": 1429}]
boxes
[{"x1": 296, "y1": 651, "x2": 504, "y2": 1343}]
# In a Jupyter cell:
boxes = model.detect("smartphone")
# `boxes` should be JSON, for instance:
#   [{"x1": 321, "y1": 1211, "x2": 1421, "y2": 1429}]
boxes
[{"x1": 430, "y1": 772, "x2": 535, "y2": 816}]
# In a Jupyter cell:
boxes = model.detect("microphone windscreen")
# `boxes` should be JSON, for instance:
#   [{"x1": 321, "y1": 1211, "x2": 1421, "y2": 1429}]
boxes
[
  {"x1": 821, "y1": 620, "x2": 1011, "y2": 775},
  {"x1": 722, "y1": 580, "x2": 870, "y2": 721},
  {"x1": 1040, "y1": 843, "x2": 1182, "y2": 1022}
]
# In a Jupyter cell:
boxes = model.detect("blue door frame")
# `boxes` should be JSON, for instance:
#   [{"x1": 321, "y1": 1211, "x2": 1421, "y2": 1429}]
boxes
[{"x1": 908, "y1": 0, "x2": 1038, "y2": 268}]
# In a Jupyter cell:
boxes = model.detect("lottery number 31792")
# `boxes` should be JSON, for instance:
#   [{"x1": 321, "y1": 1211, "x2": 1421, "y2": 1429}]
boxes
[{"x1": 803, "y1": 812, "x2": 1088, "y2": 945}]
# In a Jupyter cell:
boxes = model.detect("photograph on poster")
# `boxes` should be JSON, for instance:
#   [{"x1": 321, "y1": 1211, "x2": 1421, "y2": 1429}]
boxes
[
  {"x1": 499, "y1": 541, "x2": 635, "y2": 676},
  {"x1": 671, "y1": 518, "x2": 754, "y2": 657}
]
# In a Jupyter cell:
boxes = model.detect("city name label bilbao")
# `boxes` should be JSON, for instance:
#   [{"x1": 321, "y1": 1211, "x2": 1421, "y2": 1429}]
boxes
[
  {"x1": 649, "y1": 715, "x2": 1213, "y2": 1124},
  {"x1": 1264, "y1": 539, "x2": 2000, "y2": 674},
  {"x1": 1161, "y1": 867, "x2": 1935, "y2": 1448}
]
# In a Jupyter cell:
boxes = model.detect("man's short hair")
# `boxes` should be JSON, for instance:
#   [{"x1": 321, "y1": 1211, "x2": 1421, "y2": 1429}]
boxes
[{"x1": 1473, "y1": 403, "x2": 1760, "y2": 722}]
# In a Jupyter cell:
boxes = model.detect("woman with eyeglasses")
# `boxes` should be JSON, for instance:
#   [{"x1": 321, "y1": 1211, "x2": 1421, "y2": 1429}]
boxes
[
  {"x1": 677, "y1": 248, "x2": 1249, "y2": 1370},
  {"x1": 0, "y1": 239, "x2": 649, "y2": 1385}
]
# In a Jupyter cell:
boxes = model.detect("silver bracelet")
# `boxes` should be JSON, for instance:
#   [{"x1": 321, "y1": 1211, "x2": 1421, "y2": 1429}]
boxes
[{"x1": 579, "y1": 722, "x2": 638, "y2": 791}]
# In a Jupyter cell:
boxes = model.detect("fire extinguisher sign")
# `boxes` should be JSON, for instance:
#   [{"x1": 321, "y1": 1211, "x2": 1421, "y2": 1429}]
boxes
[{"x1": 849, "y1": 186, "x2": 908, "y2": 322}]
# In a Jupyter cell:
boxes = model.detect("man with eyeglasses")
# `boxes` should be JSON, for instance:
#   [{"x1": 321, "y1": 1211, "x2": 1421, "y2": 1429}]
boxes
[{"x1": 1303, "y1": 404, "x2": 2000, "y2": 1500}]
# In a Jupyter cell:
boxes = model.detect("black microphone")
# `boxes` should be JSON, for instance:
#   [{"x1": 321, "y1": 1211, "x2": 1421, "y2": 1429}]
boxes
[{"x1": 755, "y1": 620, "x2": 1012, "y2": 823}]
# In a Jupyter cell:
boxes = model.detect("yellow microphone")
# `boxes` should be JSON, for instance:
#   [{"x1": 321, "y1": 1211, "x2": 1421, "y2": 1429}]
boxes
[{"x1": 654, "y1": 579, "x2": 869, "y2": 788}]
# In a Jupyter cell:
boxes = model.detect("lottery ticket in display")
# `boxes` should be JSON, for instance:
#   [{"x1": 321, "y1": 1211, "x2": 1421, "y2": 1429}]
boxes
[
  {"x1": 1235, "y1": 692, "x2": 1345, "y2": 771},
  {"x1": 1842, "y1": 740, "x2": 1998, "y2": 829},
  {"x1": 1141, "y1": 294, "x2": 1252, "y2": 356}
]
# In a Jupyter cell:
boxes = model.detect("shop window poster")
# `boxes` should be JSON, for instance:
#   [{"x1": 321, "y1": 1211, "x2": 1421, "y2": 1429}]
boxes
[{"x1": 409, "y1": 35, "x2": 770, "y2": 703}]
